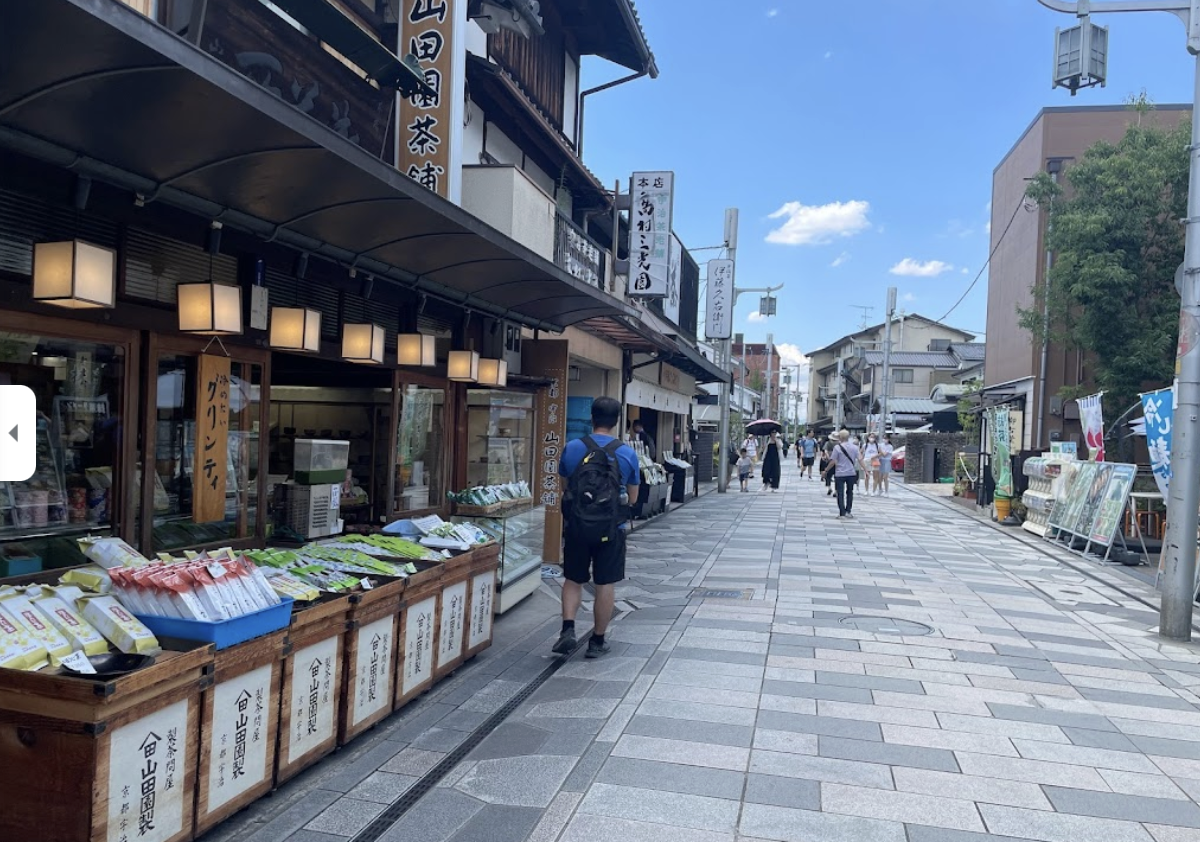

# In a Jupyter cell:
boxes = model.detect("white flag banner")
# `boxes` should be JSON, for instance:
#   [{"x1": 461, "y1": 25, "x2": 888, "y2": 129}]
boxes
[{"x1": 1076, "y1": 392, "x2": 1106, "y2": 462}]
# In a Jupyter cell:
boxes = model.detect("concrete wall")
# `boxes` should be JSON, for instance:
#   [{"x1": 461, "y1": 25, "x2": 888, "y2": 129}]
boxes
[
  {"x1": 903, "y1": 432, "x2": 968, "y2": 483},
  {"x1": 461, "y1": 165, "x2": 555, "y2": 261}
]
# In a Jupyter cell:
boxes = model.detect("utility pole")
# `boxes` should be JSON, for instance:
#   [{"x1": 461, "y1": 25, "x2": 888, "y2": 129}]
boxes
[
  {"x1": 715, "y1": 209, "x2": 737, "y2": 494},
  {"x1": 834, "y1": 356, "x2": 845, "y2": 431},
  {"x1": 881, "y1": 287, "x2": 896, "y2": 436},
  {"x1": 1037, "y1": 0, "x2": 1200, "y2": 640},
  {"x1": 764, "y1": 333, "x2": 774, "y2": 419}
]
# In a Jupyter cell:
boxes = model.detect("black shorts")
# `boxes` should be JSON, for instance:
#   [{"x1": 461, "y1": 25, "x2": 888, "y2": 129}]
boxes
[
  {"x1": 802, "y1": 457, "x2": 815, "y2": 466},
  {"x1": 563, "y1": 529, "x2": 626, "y2": 586}
]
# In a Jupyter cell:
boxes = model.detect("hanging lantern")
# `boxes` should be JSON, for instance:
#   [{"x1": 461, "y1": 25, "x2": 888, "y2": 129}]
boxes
[
  {"x1": 270, "y1": 307, "x2": 321, "y2": 352},
  {"x1": 342, "y1": 323, "x2": 385, "y2": 364},
  {"x1": 447, "y1": 349, "x2": 480, "y2": 382},
  {"x1": 397, "y1": 333, "x2": 436, "y2": 367},
  {"x1": 32, "y1": 240, "x2": 116, "y2": 309},
  {"x1": 477, "y1": 357, "x2": 508, "y2": 387},
  {"x1": 177, "y1": 282, "x2": 243, "y2": 335}
]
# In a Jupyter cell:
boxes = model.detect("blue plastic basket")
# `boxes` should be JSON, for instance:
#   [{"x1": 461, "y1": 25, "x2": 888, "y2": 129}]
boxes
[{"x1": 136, "y1": 596, "x2": 294, "y2": 650}]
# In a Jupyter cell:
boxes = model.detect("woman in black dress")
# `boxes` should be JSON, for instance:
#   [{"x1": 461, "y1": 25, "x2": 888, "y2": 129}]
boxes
[{"x1": 761, "y1": 432, "x2": 781, "y2": 492}]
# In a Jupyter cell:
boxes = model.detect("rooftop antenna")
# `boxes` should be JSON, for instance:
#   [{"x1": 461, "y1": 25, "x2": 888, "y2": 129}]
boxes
[{"x1": 850, "y1": 305, "x2": 874, "y2": 329}]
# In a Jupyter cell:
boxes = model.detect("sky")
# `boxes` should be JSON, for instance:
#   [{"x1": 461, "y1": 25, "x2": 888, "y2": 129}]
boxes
[{"x1": 577, "y1": 0, "x2": 1197, "y2": 376}]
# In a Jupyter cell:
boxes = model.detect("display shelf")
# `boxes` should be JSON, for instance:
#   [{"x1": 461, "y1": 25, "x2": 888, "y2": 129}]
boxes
[
  {"x1": 1023, "y1": 456, "x2": 1070, "y2": 537},
  {"x1": 452, "y1": 503, "x2": 545, "y2": 614}
]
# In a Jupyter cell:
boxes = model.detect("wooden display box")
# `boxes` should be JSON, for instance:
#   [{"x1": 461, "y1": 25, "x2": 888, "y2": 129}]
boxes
[
  {"x1": 463, "y1": 543, "x2": 499, "y2": 660},
  {"x1": 432, "y1": 550, "x2": 474, "y2": 682},
  {"x1": 194, "y1": 630, "x2": 289, "y2": 836},
  {"x1": 338, "y1": 578, "x2": 405, "y2": 746},
  {"x1": 394, "y1": 561, "x2": 443, "y2": 709},
  {"x1": 275, "y1": 597, "x2": 351, "y2": 785},
  {"x1": 0, "y1": 642, "x2": 214, "y2": 842}
]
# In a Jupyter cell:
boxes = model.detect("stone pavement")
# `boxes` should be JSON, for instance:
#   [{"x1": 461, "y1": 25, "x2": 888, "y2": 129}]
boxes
[{"x1": 206, "y1": 459, "x2": 1200, "y2": 842}]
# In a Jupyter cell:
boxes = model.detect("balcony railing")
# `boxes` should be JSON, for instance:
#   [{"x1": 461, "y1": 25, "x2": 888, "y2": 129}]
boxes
[{"x1": 554, "y1": 211, "x2": 607, "y2": 291}]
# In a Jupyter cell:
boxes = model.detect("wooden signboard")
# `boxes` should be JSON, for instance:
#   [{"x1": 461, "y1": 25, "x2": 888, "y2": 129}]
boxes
[
  {"x1": 399, "y1": 0, "x2": 458, "y2": 196},
  {"x1": 195, "y1": 354, "x2": 231, "y2": 523},
  {"x1": 524, "y1": 339, "x2": 569, "y2": 563}
]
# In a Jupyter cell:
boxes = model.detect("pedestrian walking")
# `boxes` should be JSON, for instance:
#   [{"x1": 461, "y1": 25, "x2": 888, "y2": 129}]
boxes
[
  {"x1": 761, "y1": 431, "x2": 781, "y2": 492},
  {"x1": 554, "y1": 396, "x2": 640, "y2": 659},
  {"x1": 823, "y1": 429, "x2": 860, "y2": 518},
  {"x1": 742, "y1": 433, "x2": 758, "y2": 469},
  {"x1": 821, "y1": 435, "x2": 836, "y2": 496},
  {"x1": 862, "y1": 433, "x2": 881, "y2": 496},
  {"x1": 726, "y1": 440, "x2": 740, "y2": 487},
  {"x1": 799, "y1": 431, "x2": 817, "y2": 479},
  {"x1": 737, "y1": 448, "x2": 753, "y2": 492},
  {"x1": 877, "y1": 434, "x2": 895, "y2": 496}
]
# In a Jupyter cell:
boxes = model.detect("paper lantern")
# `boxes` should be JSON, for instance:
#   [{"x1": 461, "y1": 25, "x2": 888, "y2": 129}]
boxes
[
  {"x1": 32, "y1": 240, "x2": 116, "y2": 309},
  {"x1": 397, "y1": 333, "x2": 436, "y2": 366},
  {"x1": 477, "y1": 357, "x2": 508, "y2": 387},
  {"x1": 342, "y1": 323, "x2": 385, "y2": 364},
  {"x1": 447, "y1": 349, "x2": 480, "y2": 382},
  {"x1": 177, "y1": 282, "x2": 243, "y2": 335},
  {"x1": 270, "y1": 307, "x2": 321, "y2": 352}
]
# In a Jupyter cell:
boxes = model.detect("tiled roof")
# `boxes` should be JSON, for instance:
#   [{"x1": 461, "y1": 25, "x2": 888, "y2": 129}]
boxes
[
  {"x1": 862, "y1": 351, "x2": 958, "y2": 367},
  {"x1": 950, "y1": 343, "x2": 986, "y2": 362},
  {"x1": 888, "y1": 398, "x2": 956, "y2": 414}
]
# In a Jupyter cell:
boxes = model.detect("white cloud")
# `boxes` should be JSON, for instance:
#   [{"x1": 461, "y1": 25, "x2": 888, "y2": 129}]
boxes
[
  {"x1": 831, "y1": 252, "x2": 850, "y2": 268},
  {"x1": 824, "y1": 51, "x2": 833, "y2": 59},
  {"x1": 748, "y1": 311, "x2": 767, "y2": 322},
  {"x1": 902, "y1": 292, "x2": 916, "y2": 302},
  {"x1": 889, "y1": 258, "x2": 954, "y2": 278},
  {"x1": 765, "y1": 200, "x2": 871, "y2": 246},
  {"x1": 767, "y1": 7, "x2": 779, "y2": 17},
  {"x1": 961, "y1": 268, "x2": 970, "y2": 275}
]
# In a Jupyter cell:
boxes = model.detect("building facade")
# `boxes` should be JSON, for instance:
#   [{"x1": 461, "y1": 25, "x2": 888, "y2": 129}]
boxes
[{"x1": 983, "y1": 104, "x2": 1189, "y2": 451}]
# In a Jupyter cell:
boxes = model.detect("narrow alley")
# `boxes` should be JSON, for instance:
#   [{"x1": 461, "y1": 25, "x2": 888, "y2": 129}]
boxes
[{"x1": 204, "y1": 461, "x2": 1200, "y2": 842}]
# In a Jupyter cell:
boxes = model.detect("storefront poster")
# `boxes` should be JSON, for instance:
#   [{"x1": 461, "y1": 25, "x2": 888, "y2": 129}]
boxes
[
  {"x1": 1073, "y1": 461, "x2": 1114, "y2": 538},
  {"x1": 352, "y1": 616, "x2": 394, "y2": 726},
  {"x1": 398, "y1": 0, "x2": 459, "y2": 197},
  {"x1": 468, "y1": 571, "x2": 494, "y2": 649},
  {"x1": 208, "y1": 664, "x2": 273, "y2": 811},
  {"x1": 436, "y1": 579, "x2": 467, "y2": 668},
  {"x1": 991, "y1": 407, "x2": 1014, "y2": 498},
  {"x1": 663, "y1": 233, "x2": 683, "y2": 324},
  {"x1": 1047, "y1": 460, "x2": 1080, "y2": 530},
  {"x1": 1142, "y1": 386, "x2": 1173, "y2": 498},
  {"x1": 107, "y1": 698, "x2": 189, "y2": 842},
  {"x1": 402, "y1": 595, "x2": 436, "y2": 695},
  {"x1": 195, "y1": 354, "x2": 231, "y2": 523},
  {"x1": 287, "y1": 637, "x2": 337, "y2": 764},
  {"x1": 1056, "y1": 460, "x2": 1097, "y2": 536},
  {"x1": 1077, "y1": 392, "x2": 1106, "y2": 462},
  {"x1": 628, "y1": 171, "x2": 674, "y2": 298},
  {"x1": 1090, "y1": 463, "x2": 1137, "y2": 546},
  {"x1": 524, "y1": 339, "x2": 569, "y2": 563}
]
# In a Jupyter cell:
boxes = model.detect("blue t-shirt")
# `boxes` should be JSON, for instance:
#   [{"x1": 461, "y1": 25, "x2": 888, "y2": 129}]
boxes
[
  {"x1": 559, "y1": 434, "x2": 640, "y2": 487},
  {"x1": 801, "y1": 437, "x2": 817, "y2": 458}
]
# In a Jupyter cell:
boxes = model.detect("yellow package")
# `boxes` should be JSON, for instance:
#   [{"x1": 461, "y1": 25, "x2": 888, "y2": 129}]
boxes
[
  {"x1": 0, "y1": 608, "x2": 49, "y2": 671},
  {"x1": 32, "y1": 594, "x2": 108, "y2": 656},
  {"x1": 59, "y1": 566, "x2": 113, "y2": 594},
  {"x1": 0, "y1": 593, "x2": 73, "y2": 667},
  {"x1": 79, "y1": 595, "x2": 161, "y2": 655}
]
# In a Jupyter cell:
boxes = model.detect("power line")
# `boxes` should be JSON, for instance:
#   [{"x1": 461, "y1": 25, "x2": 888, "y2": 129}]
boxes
[{"x1": 937, "y1": 195, "x2": 1033, "y2": 324}]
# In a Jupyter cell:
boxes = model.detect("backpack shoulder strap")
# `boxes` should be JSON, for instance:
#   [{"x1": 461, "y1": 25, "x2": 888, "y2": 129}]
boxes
[{"x1": 602, "y1": 440, "x2": 623, "y2": 457}]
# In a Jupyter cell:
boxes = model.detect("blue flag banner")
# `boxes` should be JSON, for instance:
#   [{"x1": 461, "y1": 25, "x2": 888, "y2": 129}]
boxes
[{"x1": 1141, "y1": 386, "x2": 1173, "y2": 498}]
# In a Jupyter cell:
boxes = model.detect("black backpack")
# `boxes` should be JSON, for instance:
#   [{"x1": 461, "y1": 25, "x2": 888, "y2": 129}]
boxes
[{"x1": 565, "y1": 436, "x2": 624, "y2": 544}]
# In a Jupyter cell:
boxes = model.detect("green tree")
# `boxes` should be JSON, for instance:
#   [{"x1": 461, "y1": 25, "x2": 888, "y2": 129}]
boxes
[{"x1": 1018, "y1": 104, "x2": 1189, "y2": 413}]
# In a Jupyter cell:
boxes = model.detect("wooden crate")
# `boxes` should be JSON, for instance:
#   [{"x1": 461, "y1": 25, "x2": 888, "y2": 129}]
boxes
[
  {"x1": 463, "y1": 543, "x2": 500, "y2": 660},
  {"x1": 274, "y1": 597, "x2": 351, "y2": 785},
  {"x1": 194, "y1": 630, "x2": 288, "y2": 836},
  {"x1": 394, "y1": 561, "x2": 443, "y2": 709},
  {"x1": 432, "y1": 550, "x2": 475, "y2": 681},
  {"x1": 0, "y1": 643, "x2": 214, "y2": 842},
  {"x1": 337, "y1": 578, "x2": 405, "y2": 746}
]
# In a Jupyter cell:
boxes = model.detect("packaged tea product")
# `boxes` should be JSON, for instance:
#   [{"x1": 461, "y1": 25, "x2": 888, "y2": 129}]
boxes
[
  {"x1": 0, "y1": 608, "x2": 49, "y2": 671},
  {"x1": 78, "y1": 595, "x2": 161, "y2": 655},
  {"x1": 0, "y1": 592, "x2": 73, "y2": 666},
  {"x1": 31, "y1": 592, "x2": 108, "y2": 656}
]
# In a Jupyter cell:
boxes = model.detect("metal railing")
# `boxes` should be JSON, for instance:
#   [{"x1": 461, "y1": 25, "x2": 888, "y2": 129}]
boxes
[{"x1": 553, "y1": 211, "x2": 607, "y2": 290}]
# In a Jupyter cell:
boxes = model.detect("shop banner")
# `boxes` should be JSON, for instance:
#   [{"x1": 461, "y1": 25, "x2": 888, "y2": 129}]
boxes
[
  {"x1": 1142, "y1": 386, "x2": 1174, "y2": 498},
  {"x1": 991, "y1": 406, "x2": 1014, "y2": 498},
  {"x1": 398, "y1": 0, "x2": 459, "y2": 197},
  {"x1": 706, "y1": 259, "x2": 734, "y2": 340},
  {"x1": 628, "y1": 171, "x2": 674, "y2": 298},
  {"x1": 1077, "y1": 392, "x2": 1106, "y2": 462},
  {"x1": 524, "y1": 339, "x2": 569, "y2": 563},
  {"x1": 195, "y1": 354, "x2": 231, "y2": 523}
]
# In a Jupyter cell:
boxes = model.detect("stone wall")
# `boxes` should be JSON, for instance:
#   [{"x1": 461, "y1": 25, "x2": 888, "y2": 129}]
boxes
[{"x1": 903, "y1": 432, "x2": 969, "y2": 483}]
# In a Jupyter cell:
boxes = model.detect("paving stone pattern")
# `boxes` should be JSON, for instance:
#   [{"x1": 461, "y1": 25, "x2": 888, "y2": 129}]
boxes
[{"x1": 201, "y1": 462, "x2": 1200, "y2": 842}]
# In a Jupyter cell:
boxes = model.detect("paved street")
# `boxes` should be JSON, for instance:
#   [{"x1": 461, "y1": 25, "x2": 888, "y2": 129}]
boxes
[{"x1": 208, "y1": 460, "x2": 1200, "y2": 842}]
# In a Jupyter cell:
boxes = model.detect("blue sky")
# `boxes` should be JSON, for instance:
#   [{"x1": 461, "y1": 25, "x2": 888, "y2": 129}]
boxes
[{"x1": 578, "y1": 0, "x2": 1196, "y2": 365}]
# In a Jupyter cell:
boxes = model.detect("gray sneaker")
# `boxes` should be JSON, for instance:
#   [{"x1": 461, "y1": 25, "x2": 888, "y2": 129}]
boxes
[
  {"x1": 552, "y1": 629, "x2": 577, "y2": 655},
  {"x1": 585, "y1": 637, "x2": 611, "y2": 659}
]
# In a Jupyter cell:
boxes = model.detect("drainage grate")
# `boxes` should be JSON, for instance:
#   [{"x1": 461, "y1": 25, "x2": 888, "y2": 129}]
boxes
[
  {"x1": 840, "y1": 616, "x2": 934, "y2": 636},
  {"x1": 691, "y1": 588, "x2": 754, "y2": 600},
  {"x1": 348, "y1": 648, "x2": 579, "y2": 842}
]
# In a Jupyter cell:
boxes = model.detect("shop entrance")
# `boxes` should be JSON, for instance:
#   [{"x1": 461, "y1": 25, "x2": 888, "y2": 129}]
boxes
[{"x1": 268, "y1": 354, "x2": 393, "y2": 531}]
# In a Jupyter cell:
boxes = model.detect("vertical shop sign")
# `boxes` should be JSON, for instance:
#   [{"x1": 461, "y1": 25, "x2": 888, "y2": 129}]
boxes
[
  {"x1": 468, "y1": 571, "x2": 494, "y2": 649},
  {"x1": 1142, "y1": 386, "x2": 1174, "y2": 497},
  {"x1": 288, "y1": 637, "x2": 337, "y2": 764},
  {"x1": 399, "y1": 0, "x2": 457, "y2": 197},
  {"x1": 352, "y1": 616, "x2": 394, "y2": 726},
  {"x1": 403, "y1": 596, "x2": 436, "y2": 694},
  {"x1": 663, "y1": 234, "x2": 683, "y2": 325},
  {"x1": 436, "y1": 579, "x2": 467, "y2": 667},
  {"x1": 991, "y1": 406, "x2": 1014, "y2": 498},
  {"x1": 208, "y1": 664, "x2": 273, "y2": 811},
  {"x1": 628, "y1": 172, "x2": 674, "y2": 298},
  {"x1": 195, "y1": 354, "x2": 231, "y2": 523},
  {"x1": 107, "y1": 699, "x2": 189, "y2": 842},
  {"x1": 706, "y1": 259, "x2": 734, "y2": 339},
  {"x1": 524, "y1": 340, "x2": 569, "y2": 563}
]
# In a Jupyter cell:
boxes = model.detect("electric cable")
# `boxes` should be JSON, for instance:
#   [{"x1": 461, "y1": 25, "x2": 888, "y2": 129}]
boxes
[{"x1": 937, "y1": 195, "x2": 1035, "y2": 323}]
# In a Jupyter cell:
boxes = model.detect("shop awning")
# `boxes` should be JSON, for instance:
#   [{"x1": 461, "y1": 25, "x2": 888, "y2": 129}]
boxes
[
  {"x1": 576, "y1": 313, "x2": 728, "y2": 386},
  {"x1": 0, "y1": 0, "x2": 637, "y2": 332}
]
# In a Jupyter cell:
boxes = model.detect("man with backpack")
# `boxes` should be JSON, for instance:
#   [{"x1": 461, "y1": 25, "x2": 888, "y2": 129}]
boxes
[{"x1": 554, "y1": 396, "x2": 640, "y2": 659}]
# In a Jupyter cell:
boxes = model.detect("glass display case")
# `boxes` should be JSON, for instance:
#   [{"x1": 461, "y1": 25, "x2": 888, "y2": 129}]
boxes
[
  {"x1": 452, "y1": 503, "x2": 545, "y2": 613},
  {"x1": 466, "y1": 390, "x2": 534, "y2": 488}
]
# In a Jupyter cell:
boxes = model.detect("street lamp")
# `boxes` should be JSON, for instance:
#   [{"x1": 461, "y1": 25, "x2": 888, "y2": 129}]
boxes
[{"x1": 1037, "y1": 0, "x2": 1200, "y2": 641}]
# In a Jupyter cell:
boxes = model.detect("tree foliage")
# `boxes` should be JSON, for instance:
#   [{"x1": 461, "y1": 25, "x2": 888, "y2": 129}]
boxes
[{"x1": 1017, "y1": 106, "x2": 1189, "y2": 412}]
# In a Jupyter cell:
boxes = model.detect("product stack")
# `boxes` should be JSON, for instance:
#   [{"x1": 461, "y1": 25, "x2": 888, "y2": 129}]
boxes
[
  {"x1": 1021, "y1": 455, "x2": 1070, "y2": 537},
  {"x1": 631, "y1": 440, "x2": 669, "y2": 518},
  {"x1": 277, "y1": 439, "x2": 350, "y2": 540}
]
